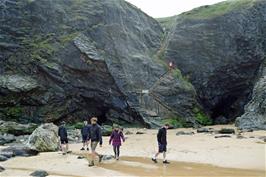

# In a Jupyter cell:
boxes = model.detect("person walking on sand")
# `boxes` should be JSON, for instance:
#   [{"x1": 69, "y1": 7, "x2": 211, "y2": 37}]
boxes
[
  {"x1": 58, "y1": 121, "x2": 69, "y2": 155},
  {"x1": 152, "y1": 123, "x2": 170, "y2": 164},
  {"x1": 109, "y1": 125, "x2": 125, "y2": 160},
  {"x1": 81, "y1": 120, "x2": 90, "y2": 151},
  {"x1": 88, "y1": 117, "x2": 103, "y2": 167}
]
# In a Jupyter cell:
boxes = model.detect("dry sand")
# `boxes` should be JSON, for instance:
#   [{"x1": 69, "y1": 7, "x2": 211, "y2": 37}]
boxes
[{"x1": 0, "y1": 125, "x2": 265, "y2": 176}]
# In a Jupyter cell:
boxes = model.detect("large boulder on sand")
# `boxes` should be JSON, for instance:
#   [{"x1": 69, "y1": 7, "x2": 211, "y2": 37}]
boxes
[{"x1": 27, "y1": 123, "x2": 59, "y2": 152}]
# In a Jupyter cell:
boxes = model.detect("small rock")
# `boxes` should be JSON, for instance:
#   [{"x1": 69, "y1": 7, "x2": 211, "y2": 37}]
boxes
[
  {"x1": 176, "y1": 131, "x2": 194, "y2": 136},
  {"x1": 0, "y1": 133, "x2": 16, "y2": 145},
  {"x1": 30, "y1": 170, "x2": 49, "y2": 177},
  {"x1": 77, "y1": 156, "x2": 84, "y2": 159},
  {"x1": 101, "y1": 155, "x2": 114, "y2": 161},
  {"x1": 136, "y1": 131, "x2": 145, "y2": 134},
  {"x1": 249, "y1": 136, "x2": 255, "y2": 138},
  {"x1": 218, "y1": 128, "x2": 235, "y2": 134},
  {"x1": 0, "y1": 166, "x2": 5, "y2": 172},
  {"x1": 196, "y1": 128, "x2": 210, "y2": 133},
  {"x1": 237, "y1": 135, "x2": 247, "y2": 139},
  {"x1": 0, "y1": 155, "x2": 8, "y2": 161},
  {"x1": 125, "y1": 130, "x2": 133, "y2": 135},
  {"x1": 215, "y1": 135, "x2": 231, "y2": 138},
  {"x1": 1, "y1": 145, "x2": 38, "y2": 157}
]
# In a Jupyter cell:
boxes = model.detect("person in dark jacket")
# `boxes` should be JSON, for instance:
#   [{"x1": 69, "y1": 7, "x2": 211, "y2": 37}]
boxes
[
  {"x1": 81, "y1": 120, "x2": 90, "y2": 151},
  {"x1": 109, "y1": 125, "x2": 125, "y2": 160},
  {"x1": 58, "y1": 121, "x2": 69, "y2": 155},
  {"x1": 152, "y1": 124, "x2": 170, "y2": 164},
  {"x1": 88, "y1": 117, "x2": 103, "y2": 167}
]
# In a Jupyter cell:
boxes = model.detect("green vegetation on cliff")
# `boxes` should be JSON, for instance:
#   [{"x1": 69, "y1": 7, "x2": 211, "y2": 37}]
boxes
[{"x1": 181, "y1": 0, "x2": 256, "y2": 19}]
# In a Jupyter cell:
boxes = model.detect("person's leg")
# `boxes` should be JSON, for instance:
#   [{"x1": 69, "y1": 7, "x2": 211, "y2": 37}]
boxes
[
  {"x1": 117, "y1": 145, "x2": 120, "y2": 160},
  {"x1": 163, "y1": 151, "x2": 166, "y2": 161},
  {"x1": 113, "y1": 146, "x2": 117, "y2": 157}
]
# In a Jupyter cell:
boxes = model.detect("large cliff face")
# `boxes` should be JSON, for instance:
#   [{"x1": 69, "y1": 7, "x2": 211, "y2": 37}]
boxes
[
  {"x1": 0, "y1": 0, "x2": 199, "y2": 127},
  {"x1": 161, "y1": 0, "x2": 266, "y2": 124}
]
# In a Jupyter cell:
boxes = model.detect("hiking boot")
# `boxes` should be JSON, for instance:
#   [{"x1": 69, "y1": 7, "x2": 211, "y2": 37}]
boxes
[
  {"x1": 152, "y1": 158, "x2": 158, "y2": 163},
  {"x1": 86, "y1": 148, "x2": 89, "y2": 151},
  {"x1": 99, "y1": 155, "x2": 104, "y2": 163},
  {"x1": 80, "y1": 147, "x2": 85, "y2": 151},
  {"x1": 116, "y1": 156, "x2": 119, "y2": 161},
  {"x1": 163, "y1": 160, "x2": 170, "y2": 164},
  {"x1": 88, "y1": 161, "x2": 94, "y2": 167}
]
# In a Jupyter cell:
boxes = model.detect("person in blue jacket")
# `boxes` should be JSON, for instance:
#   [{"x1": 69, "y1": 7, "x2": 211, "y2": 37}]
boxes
[
  {"x1": 81, "y1": 120, "x2": 90, "y2": 151},
  {"x1": 58, "y1": 121, "x2": 69, "y2": 155}
]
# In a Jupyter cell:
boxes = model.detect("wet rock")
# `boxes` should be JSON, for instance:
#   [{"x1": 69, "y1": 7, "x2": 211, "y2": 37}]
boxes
[
  {"x1": 27, "y1": 123, "x2": 59, "y2": 152},
  {"x1": 0, "y1": 155, "x2": 8, "y2": 161},
  {"x1": 0, "y1": 133, "x2": 15, "y2": 145},
  {"x1": 215, "y1": 135, "x2": 231, "y2": 138},
  {"x1": 136, "y1": 131, "x2": 145, "y2": 135},
  {"x1": 0, "y1": 166, "x2": 5, "y2": 172},
  {"x1": 176, "y1": 131, "x2": 194, "y2": 136},
  {"x1": 77, "y1": 156, "x2": 84, "y2": 159},
  {"x1": 30, "y1": 170, "x2": 49, "y2": 177},
  {"x1": 1, "y1": 145, "x2": 38, "y2": 157},
  {"x1": 196, "y1": 128, "x2": 210, "y2": 133},
  {"x1": 236, "y1": 61, "x2": 266, "y2": 130},
  {"x1": 102, "y1": 155, "x2": 114, "y2": 161},
  {"x1": 0, "y1": 121, "x2": 38, "y2": 136},
  {"x1": 101, "y1": 125, "x2": 113, "y2": 136},
  {"x1": 218, "y1": 128, "x2": 235, "y2": 134}
]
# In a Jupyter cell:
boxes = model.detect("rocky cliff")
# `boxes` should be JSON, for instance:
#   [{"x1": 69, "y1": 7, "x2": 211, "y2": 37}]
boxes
[
  {"x1": 0, "y1": 0, "x2": 199, "y2": 127},
  {"x1": 160, "y1": 0, "x2": 266, "y2": 126},
  {"x1": 0, "y1": 0, "x2": 265, "y2": 129}
]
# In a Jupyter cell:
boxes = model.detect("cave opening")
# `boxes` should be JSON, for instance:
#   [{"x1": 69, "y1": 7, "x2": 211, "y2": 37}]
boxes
[{"x1": 210, "y1": 95, "x2": 240, "y2": 124}]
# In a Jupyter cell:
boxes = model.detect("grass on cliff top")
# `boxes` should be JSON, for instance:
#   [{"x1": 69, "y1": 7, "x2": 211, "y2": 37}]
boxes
[
  {"x1": 180, "y1": 0, "x2": 256, "y2": 19},
  {"x1": 156, "y1": 15, "x2": 177, "y2": 30}
]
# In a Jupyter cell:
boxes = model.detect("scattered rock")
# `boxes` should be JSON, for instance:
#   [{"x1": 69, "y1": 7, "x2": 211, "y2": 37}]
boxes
[
  {"x1": 125, "y1": 130, "x2": 133, "y2": 135},
  {"x1": 30, "y1": 170, "x2": 49, "y2": 177},
  {"x1": 101, "y1": 155, "x2": 114, "y2": 161},
  {"x1": 249, "y1": 136, "x2": 255, "y2": 138},
  {"x1": 101, "y1": 125, "x2": 113, "y2": 136},
  {"x1": 215, "y1": 135, "x2": 231, "y2": 138},
  {"x1": 218, "y1": 128, "x2": 235, "y2": 134},
  {"x1": 258, "y1": 136, "x2": 266, "y2": 142},
  {"x1": 0, "y1": 155, "x2": 8, "y2": 161},
  {"x1": 136, "y1": 131, "x2": 145, "y2": 135},
  {"x1": 0, "y1": 166, "x2": 5, "y2": 172},
  {"x1": 0, "y1": 121, "x2": 37, "y2": 136},
  {"x1": 176, "y1": 131, "x2": 194, "y2": 136},
  {"x1": 0, "y1": 133, "x2": 16, "y2": 145},
  {"x1": 1, "y1": 145, "x2": 38, "y2": 157},
  {"x1": 196, "y1": 128, "x2": 210, "y2": 133},
  {"x1": 237, "y1": 135, "x2": 247, "y2": 139},
  {"x1": 77, "y1": 156, "x2": 84, "y2": 159},
  {"x1": 27, "y1": 123, "x2": 59, "y2": 152}
]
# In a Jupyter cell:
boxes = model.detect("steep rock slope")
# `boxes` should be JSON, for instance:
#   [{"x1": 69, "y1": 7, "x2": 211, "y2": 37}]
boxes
[
  {"x1": 161, "y1": 0, "x2": 266, "y2": 123},
  {"x1": 0, "y1": 0, "x2": 199, "y2": 127}
]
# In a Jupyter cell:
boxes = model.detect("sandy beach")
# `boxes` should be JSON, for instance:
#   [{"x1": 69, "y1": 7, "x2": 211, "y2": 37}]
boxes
[{"x1": 0, "y1": 125, "x2": 265, "y2": 176}]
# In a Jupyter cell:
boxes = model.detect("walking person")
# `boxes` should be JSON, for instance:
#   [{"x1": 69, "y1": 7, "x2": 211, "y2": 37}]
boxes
[
  {"x1": 152, "y1": 123, "x2": 170, "y2": 164},
  {"x1": 58, "y1": 121, "x2": 69, "y2": 155},
  {"x1": 109, "y1": 125, "x2": 125, "y2": 160},
  {"x1": 88, "y1": 117, "x2": 103, "y2": 167},
  {"x1": 81, "y1": 120, "x2": 90, "y2": 151}
]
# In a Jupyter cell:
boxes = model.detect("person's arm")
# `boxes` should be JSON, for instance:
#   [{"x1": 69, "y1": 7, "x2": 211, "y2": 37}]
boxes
[
  {"x1": 109, "y1": 132, "x2": 114, "y2": 145},
  {"x1": 157, "y1": 129, "x2": 162, "y2": 144},
  {"x1": 98, "y1": 127, "x2": 103, "y2": 146},
  {"x1": 121, "y1": 132, "x2": 125, "y2": 142}
]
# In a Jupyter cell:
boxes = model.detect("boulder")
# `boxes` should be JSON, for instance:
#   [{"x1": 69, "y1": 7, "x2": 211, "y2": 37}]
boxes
[
  {"x1": 101, "y1": 125, "x2": 113, "y2": 136},
  {"x1": 0, "y1": 166, "x2": 5, "y2": 172},
  {"x1": 176, "y1": 131, "x2": 194, "y2": 136},
  {"x1": 218, "y1": 128, "x2": 235, "y2": 134},
  {"x1": 27, "y1": 123, "x2": 59, "y2": 152},
  {"x1": 196, "y1": 128, "x2": 210, "y2": 133},
  {"x1": 215, "y1": 135, "x2": 231, "y2": 138},
  {"x1": 30, "y1": 170, "x2": 49, "y2": 177},
  {"x1": 0, "y1": 155, "x2": 8, "y2": 161},
  {"x1": 0, "y1": 121, "x2": 38, "y2": 136},
  {"x1": 1, "y1": 145, "x2": 38, "y2": 157},
  {"x1": 0, "y1": 133, "x2": 15, "y2": 145}
]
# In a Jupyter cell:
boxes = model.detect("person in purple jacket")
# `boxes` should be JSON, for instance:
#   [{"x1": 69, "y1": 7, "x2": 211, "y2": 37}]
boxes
[{"x1": 109, "y1": 125, "x2": 125, "y2": 160}]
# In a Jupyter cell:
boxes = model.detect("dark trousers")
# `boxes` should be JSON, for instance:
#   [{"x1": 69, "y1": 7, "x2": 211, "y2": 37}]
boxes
[{"x1": 113, "y1": 145, "x2": 120, "y2": 157}]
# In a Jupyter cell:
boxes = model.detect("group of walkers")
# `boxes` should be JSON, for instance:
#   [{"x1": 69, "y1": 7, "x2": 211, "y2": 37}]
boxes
[{"x1": 58, "y1": 117, "x2": 170, "y2": 166}]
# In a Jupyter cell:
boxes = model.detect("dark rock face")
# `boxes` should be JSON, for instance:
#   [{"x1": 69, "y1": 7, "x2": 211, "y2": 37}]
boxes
[
  {"x1": 162, "y1": 0, "x2": 266, "y2": 123},
  {"x1": 236, "y1": 60, "x2": 266, "y2": 130},
  {"x1": 0, "y1": 0, "x2": 199, "y2": 127},
  {"x1": 0, "y1": 145, "x2": 39, "y2": 158},
  {"x1": 0, "y1": 133, "x2": 15, "y2": 145},
  {"x1": 30, "y1": 170, "x2": 49, "y2": 177}
]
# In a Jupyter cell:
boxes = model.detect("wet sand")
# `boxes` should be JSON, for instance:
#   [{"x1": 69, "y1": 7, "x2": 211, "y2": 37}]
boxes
[{"x1": 0, "y1": 125, "x2": 265, "y2": 176}]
